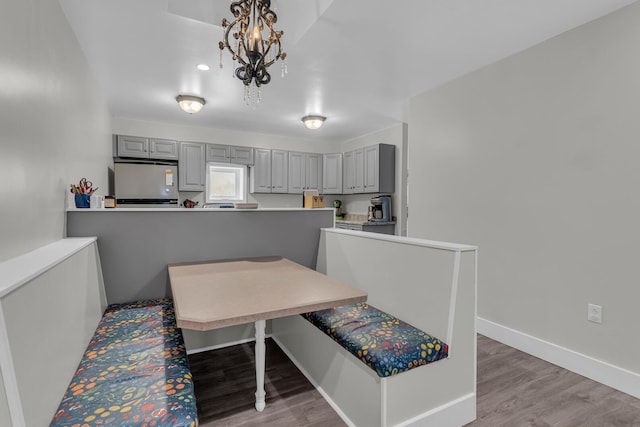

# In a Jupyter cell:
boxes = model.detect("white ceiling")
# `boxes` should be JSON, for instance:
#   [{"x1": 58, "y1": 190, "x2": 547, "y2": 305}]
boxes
[{"x1": 59, "y1": 0, "x2": 637, "y2": 142}]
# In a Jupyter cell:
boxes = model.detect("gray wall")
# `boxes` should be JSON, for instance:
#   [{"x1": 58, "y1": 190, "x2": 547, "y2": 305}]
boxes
[
  {"x1": 408, "y1": 3, "x2": 640, "y2": 374},
  {"x1": 67, "y1": 209, "x2": 334, "y2": 304},
  {"x1": 0, "y1": 0, "x2": 112, "y2": 262}
]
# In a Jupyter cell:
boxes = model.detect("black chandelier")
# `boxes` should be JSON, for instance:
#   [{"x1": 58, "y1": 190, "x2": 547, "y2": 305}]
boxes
[{"x1": 219, "y1": 0, "x2": 287, "y2": 107}]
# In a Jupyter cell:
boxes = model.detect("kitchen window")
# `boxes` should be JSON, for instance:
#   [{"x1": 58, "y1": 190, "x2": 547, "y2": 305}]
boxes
[{"x1": 205, "y1": 163, "x2": 247, "y2": 204}]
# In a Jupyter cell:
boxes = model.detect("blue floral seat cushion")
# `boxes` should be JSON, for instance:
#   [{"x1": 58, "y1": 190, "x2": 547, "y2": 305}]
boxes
[
  {"x1": 302, "y1": 303, "x2": 448, "y2": 377},
  {"x1": 51, "y1": 298, "x2": 198, "y2": 427}
]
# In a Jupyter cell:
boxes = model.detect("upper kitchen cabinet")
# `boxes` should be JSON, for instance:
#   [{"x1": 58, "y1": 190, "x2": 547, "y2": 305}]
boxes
[
  {"x1": 250, "y1": 149, "x2": 288, "y2": 193},
  {"x1": 343, "y1": 144, "x2": 394, "y2": 194},
  {"x1": 205, "y1": 144, "x2": 230, "y2": 163},
  {"x1": 322, "y1": 153, "x2": 343, "y2": 194},
  {"x1": 179, "y1": 142, "x2": 205, "y2": 191},
  {"x1": 116, "y1": 135, "x2": 178, "y2": 160},
  {"x1": 288, "y1": 152, "x2": 322, "y2": 194},
  {"x1": 363, "y1": 144, "x2": 395, "y2": 193},
  {"x1": 343, "y1": 148, "x2": 365, "y2": 194},
  {"x1": 205, "y1": 143, "x2": 254, "y2": 165},
  {"x1": 150, "y1": 139, "x2": 179, "y2": 159},
  {"x1": 231, "y1": 146, "x2": 254, "y2": 165}
]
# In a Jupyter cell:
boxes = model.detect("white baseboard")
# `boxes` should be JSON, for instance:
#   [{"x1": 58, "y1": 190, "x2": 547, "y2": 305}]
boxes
[
  {"x1": 395, "y1": 392, "x2": 476, "y2": 427},
  {"x1": 477, "y1": 317, "x2": 640, "y2": 399}
]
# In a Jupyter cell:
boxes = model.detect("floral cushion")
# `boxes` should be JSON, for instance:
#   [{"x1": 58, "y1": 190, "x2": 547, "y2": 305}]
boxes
[
  {"x1": 302, "y1": 303, "x2": 448, "y2": 377},
  {"x1": 51, "y1": 298, "x2": 198, "y2": 427}
]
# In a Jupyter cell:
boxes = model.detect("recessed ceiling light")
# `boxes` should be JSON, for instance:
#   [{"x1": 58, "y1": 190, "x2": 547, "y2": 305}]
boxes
[{"x1": 196, "y1": 64, "x2": 210, "y2": 71}]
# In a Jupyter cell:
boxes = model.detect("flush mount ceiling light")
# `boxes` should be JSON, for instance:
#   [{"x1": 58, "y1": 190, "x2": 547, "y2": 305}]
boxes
[
  {"x1": 302, "y1": 115, "x2": 326, "y2": 130},
  {"x1": 176, "y1": 95, "x2": 206, "y2": 114},
  {"x1": 219, "y1": 0, "x2": 287, "y2": 108}
]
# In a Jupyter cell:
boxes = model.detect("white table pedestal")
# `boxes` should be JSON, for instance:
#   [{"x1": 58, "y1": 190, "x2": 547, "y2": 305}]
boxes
[{"x1": 254, "y1": 319, "x2": 266, "y2": 412}]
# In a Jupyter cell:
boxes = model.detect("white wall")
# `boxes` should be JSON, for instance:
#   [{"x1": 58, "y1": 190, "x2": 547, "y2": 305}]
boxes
[
  {"x1": 408, "y1": 2, "x2": 640, "y2": 375},
  {"x1": 0, "y1": 0, "x2": 112, "y2": 262},
  {"x1": 341, "y1": 124, "x2": 408, "y2": 235}
]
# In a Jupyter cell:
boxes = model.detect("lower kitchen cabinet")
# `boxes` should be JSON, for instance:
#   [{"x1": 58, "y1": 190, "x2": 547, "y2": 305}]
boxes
[
  {"x1": 335, "y1": 221, "x2": 395, "y2": 235},
  {"x1": 179, "y1": 142, "x2": 205, "y2": 191}
]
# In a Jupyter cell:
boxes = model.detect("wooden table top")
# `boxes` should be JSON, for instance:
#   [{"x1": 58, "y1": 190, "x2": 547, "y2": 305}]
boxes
[{"x1": 168, "y1": 256, "x2": 367, "y2": 331}]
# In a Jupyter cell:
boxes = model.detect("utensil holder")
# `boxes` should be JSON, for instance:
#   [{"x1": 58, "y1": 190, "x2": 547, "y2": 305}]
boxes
[{"x1": 74, "y1": 194, "x2": 90, "y2": 208}]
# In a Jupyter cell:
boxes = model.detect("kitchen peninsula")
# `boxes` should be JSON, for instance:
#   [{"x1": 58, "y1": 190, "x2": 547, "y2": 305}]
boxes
[
  {"x1": 67, "y1": 208, "x2": 334, "y2": 302},
  {"x1": 67, "y1": 207, "x2": 334, "y2": 350}
]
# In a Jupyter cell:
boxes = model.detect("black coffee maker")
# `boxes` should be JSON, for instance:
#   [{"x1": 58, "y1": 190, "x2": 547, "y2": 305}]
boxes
[{"x1": 369, "y1": 195, "x2": 391, "y2": 221}]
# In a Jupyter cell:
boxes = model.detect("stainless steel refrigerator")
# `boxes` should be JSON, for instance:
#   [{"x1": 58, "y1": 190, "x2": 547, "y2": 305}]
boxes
[{"x1": 114, "y1": 162, "x2": 178, "y2": 207}]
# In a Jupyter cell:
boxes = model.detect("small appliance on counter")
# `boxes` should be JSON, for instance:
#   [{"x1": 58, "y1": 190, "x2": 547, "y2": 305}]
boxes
[
  {"x1": 370, "y1": 195, "x2": 392, "y2": 222},
  {"x1": 114, "y1": 161, "x2": 178, "y2": 208},
  {"x1": 333, "y1": 199, "x2": 343, "y2": 219}
]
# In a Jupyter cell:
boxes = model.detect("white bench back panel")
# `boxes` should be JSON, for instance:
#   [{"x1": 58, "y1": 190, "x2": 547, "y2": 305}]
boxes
[
  {"x1": 0, "y1": 239, "x2": 106, "y2": 427},
  {"x1": 318, "y1": 229, "x2": 468, "y2": 342}
]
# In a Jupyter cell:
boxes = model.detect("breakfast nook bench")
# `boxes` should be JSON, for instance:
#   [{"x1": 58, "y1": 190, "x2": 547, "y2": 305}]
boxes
[
  {"x1": 50, "y1": 298, "x2": 198, "y2": 427},
  {"x1": 272, "y1": 228, "x2": 478, "y2": 427},
  {"x1": 303, "y1": 302, "x2": 449, "y2": 377}
]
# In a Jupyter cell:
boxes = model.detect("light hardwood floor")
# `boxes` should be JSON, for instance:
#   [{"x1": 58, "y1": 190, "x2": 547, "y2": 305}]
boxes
[{"x1": 188, "y1": 335, "x2": 640, "y2": 426}]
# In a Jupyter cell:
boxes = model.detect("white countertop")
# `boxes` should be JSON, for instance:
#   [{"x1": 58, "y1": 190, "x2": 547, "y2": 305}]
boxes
[
  {"x1": 335, "y1": 219, "x2": 396, "y2": 225},
  {"x1": 67, "y1": 207, "x2": 335, "y2": 212}
]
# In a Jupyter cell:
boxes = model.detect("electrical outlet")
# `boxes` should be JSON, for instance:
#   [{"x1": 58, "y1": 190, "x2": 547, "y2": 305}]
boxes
[{"x1": 587, "y1": 304, "x2": 602, "y2": 324}]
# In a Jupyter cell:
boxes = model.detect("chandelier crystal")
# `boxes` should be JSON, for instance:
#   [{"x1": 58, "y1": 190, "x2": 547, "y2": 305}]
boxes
[{"x1": 219, "y1": 0, "x2": 287, "y2": 108}]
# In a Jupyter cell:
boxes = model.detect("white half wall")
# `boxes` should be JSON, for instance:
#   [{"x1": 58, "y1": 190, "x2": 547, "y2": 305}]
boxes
[
  {"x1": 408, "y1": 2, "x2": 640, "y2": 379},
  {"x1": 0, "y1": 0, "x2": 112, "y2": 262},
  {"x1": 0, "y1": 238, "x2": 107, "y2": 426}
]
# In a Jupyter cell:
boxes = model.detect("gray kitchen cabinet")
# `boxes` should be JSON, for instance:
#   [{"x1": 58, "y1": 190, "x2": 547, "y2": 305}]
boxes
[
  {"x1": 354, "y1": 148, "x2": 365, "y2": 193},
  {"x1": 149, "y1": 138, "x2": 178, "y2": 159},
  {"x1": 271, "y1": 150, "x2": 288, "y2": 192},
  {"x1": 117, "y1": 135, "x2": 149, "y2": 158},
  {"x1": 179, "y1": 142, "x2": 205, "y2": 191},
  {"x1": 342, "y1": 150, "x2": 354, "y2": 194},
  {"x1": 364, "y1": 144, "x2": 395, "y2": 193},
  {"x1": 342, "y1": 148, "x2": 364, "y2": 194},
  {"x1": 288, "y1": 151, "x2": 322, "y2": 194},
  {"x1": 323, "y1": 153, "x2": 343, "y2": 194},
  {"x1": 251, "y1": 149, "x2": 288, "y2": 193},
  {"x1": 117, "y1": 135, "x2": 178, "y2": 160},
  {"x1": 205, "y1": 144, "x2": 231, "y2": 163},
  {"x1": 306, "y1": 152, "x2": 323, "y2": 191},
  {"x1": 231, "y1": 146, "x2": 254, "y2": 165},
  {"x1": 288, "y1": 152, "x2": 305, "y2": 193},
  {"x1": 335, "y1": 221, "x2": 395, "y2": 235},
  {"x1": 343, "y1": 144, "x2": 394, "y2": 194},
  {"x1": 205, "y1": 144, "x2": 254, "y2": 165}
]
